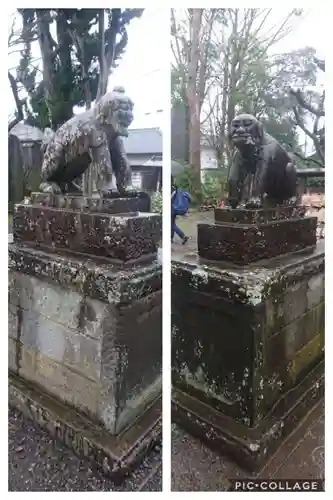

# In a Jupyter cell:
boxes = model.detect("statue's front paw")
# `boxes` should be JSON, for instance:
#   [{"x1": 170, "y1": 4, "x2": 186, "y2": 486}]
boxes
[
  {"x1": 40, "y1": 182, "x2": 62, "y2": 194},
  {"x1": 245, "y1": 197, "x2": 262, "y2": 209},
  {"x1": 117, "y1": 184, "x2": 135, "y2": 196},
  {"x1": 227, "y1": 197, "x2": 239, "y2": 209},
  {"x1": 100, "y1": 187, "x2": 119, "y2": 199}
]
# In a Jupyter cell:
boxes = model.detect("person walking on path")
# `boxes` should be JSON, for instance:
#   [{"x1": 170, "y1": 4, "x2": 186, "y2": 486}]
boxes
[{"x1": 171, "y1": 176, "x2": 191, "y2": 244}]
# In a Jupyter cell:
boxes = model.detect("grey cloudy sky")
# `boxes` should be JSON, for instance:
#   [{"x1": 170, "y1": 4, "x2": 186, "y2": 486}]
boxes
[
  {"x1": 272, "y1": 9, "x2": 325, "y2": 56},
  {"x1": 109, "y1": 8, "x2": 167, "y2": 129}
]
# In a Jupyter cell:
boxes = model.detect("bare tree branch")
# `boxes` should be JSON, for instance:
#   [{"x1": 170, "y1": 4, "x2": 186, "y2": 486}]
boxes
[
  {"x1": 8, "y1": 71, "x2": 26, "y2": 131},
  {"x1": 313, "y1": 57, "x2": 325, "y2": 72},
  {"x1": 290, "y1": 88, "x2": 324, "y2": 117},
  {"x1": 291, "y1": 105, "x2": 324, "y2": 164}
]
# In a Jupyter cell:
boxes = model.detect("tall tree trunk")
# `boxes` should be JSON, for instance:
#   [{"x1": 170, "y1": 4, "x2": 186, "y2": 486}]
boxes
[
  {"x1": 187, "y1": 9, "x2": 203, "y2": 202},
  {"x1": 96, "y1": 9, "x2": 121, "y2": 101},
  {"x1": 36, "y1": 10, "x2": 55, "y2": 128},
  {"x1": 184, "y1": 101, "x2": 190, "y2": 164},
  {"x1": 219, "y1": 61, "x2": 229, "y2": 166},
  {"x1": 96, "y1": 9, "x2": 107, "y2": 102},
  {"x1": 56, "y1": 14, "x2": 74, "y2": 125},
  {"x1": 227, "y1": 10, "x2": 239, "y2": 130}
]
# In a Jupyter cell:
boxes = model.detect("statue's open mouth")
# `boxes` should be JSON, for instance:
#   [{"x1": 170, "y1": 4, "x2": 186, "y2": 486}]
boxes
[
  {"x1": 118, "y1": 122, "x2": 130, "y2": 137},
  {"x1": 233, "y1": 134, "x2": 255, "y2": 145},
  {"x1": 117, "y1": 110, "x2": 133, "y2": 137},
  {"x1": 233, "y1": 133, "x2": 249, "y2": 139}
]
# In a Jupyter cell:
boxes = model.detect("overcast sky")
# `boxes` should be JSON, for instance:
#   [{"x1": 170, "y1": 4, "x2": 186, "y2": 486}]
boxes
[
  {"x1": 108, "y1": 8, "x2": 167, "y2": 129},
  {"x1": 272, "y1": 9, "x2": 325, "y2": 58},
  {"x1": 8, "y1": 8, "x2": 325, "y2": 131}
]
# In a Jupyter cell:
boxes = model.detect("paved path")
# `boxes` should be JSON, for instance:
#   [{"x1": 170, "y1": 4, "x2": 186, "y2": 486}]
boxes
[
  {"x1": 8, "y1": 408, "x2": 162, "y2": 492},
  {"x1": 172, "y1": 210, "x2": 213, "y2": 258}
]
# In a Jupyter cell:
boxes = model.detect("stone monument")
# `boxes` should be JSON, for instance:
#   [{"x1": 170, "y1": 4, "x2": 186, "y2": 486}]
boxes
[
  {"x1": 40, "y1": 86, "x2": 133, "y2": 196},
  {"x1": 8, "y1": 89, "x2": 162, "y2": 482},
  {"x1": 171, "y1": 116, "x2": 324, "y2": 472},
  {"x1": 227, "y1": 113, "x2": 297, "y2": 209}
]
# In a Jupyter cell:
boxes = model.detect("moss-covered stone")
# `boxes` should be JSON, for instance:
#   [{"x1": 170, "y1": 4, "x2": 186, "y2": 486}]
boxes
[
  {"x1": 9, "y1": 259, "x2": 162, "y2": 435},
  {"x1": 289, "y1": 332, "x2": 325, "y2": 382},
  {"x1": 13, "y1": 202, "x2": 161, "y2": 262},
  {"x1": 172, "y1": 242, "x2": 325, "y2": 428},
  {"x1": 198, "y1": 216, "x2": 317, "y2": 264},
  {"x1": 9, "y1": 372, "x2": 161, "y2": 482},
  {"x1": 9, "y1": 191, "x2": 162, "y2": 439}
]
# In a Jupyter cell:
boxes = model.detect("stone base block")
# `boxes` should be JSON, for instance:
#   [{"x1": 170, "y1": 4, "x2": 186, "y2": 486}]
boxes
[
  {"x1": 30, "y1": 191, "x2": 151, "y2": 214},
  {"x1": 172, "y1": 242, "x2": 324, "y2": 468},
  {"x1": 214, "y1": 205, "x2": 306, "y2": 225},
  {"x1": 9, "y1": 243, "x2": 162, "y2": 435},
  {"x1": 198, "y1": 207, "x2": 317, "y2": 264},
  {"x1": 9, "y1": 373, "x2": 161, "y2": 484},
  {"x1": 13, "y1": 202, "x2": 161, "y2": 263},
  {"x1": 172, "y1": 360, "x2": 324, "y2": 472}
]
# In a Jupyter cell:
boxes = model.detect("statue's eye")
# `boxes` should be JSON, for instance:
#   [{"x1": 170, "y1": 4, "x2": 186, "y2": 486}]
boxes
[
  {"x1": 233, "y1": 121, "x2": 240, "y2": 128},
  {"x1": 243, "y1": 121, "x2": 252, "y2": 127}
]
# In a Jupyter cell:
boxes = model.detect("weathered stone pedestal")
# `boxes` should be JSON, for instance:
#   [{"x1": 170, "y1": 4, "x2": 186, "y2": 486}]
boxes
[
  {"x1": 9, "y1": 191, "x2": 162, "y2": 481},
  {"x1": 172, "y1": 206, "x2": 324, "y2": 472},
  {"x1": 198, "y1": 205, "x2": 316, "y2": 264}
]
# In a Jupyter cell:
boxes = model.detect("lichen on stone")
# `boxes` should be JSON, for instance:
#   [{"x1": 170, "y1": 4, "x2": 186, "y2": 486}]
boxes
[{"x1": 41, "y1": 87, "x2": 134, "y2": 195}]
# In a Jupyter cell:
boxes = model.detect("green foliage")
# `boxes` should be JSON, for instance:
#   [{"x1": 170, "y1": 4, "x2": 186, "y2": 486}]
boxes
[
  {"x1": 151, "y1": 191, "x2": 162, "y2": 214},
  {"x1": 230, "y1": 43, "x2": 320, "y2": 152},
  {"x1": 174, "y1": 164, "x2": 227, "y2": 205},
  {"x1": 261, "y1": 117, "x2": 298, "y2": 152},
  {"x1": 171, "y1": 67, "x2": 185, "y2": 106},
  {"x1": 15, "y1": 8, "x2": 143, "y2": 129},
  {"x1": 174, "y1": 164, "x2": 197, "y2": 193},
  {"x1": 259, "y1": 48, "x2": 320, "y2": 150},
  {"x1": 201, "y1": 170, "x2": 227, "y2": 204},
  {"x1": 306, "y1": 177, "x2": 324, "y2": 188}
]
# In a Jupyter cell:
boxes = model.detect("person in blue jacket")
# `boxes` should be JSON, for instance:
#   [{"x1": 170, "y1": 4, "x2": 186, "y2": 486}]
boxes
[{"x1": 171, "y1": 175, "x2": 191, "y2": 244}]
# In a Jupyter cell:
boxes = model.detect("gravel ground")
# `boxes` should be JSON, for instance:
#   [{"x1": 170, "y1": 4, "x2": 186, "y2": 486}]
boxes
[
  {"x1": 171, "y1": 425, "x2": 232, "y2": 491},
  {"x1": 8, "y1": 408, "x2": 162, "y2": 492}
]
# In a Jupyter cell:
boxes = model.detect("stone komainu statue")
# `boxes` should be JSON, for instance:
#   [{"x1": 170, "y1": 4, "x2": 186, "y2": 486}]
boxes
[
  {"x1": 227, "y1": 113, "x2": 297, "y2": 209},
  {"x1": 40, "y1": 87, "x2": 133, "y2": 195}
]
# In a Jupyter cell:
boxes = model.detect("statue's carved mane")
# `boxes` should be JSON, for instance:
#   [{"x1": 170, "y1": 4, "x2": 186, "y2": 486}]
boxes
[{"x1": 40, "y1": 88, "x2": 133, "y2": 196}]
